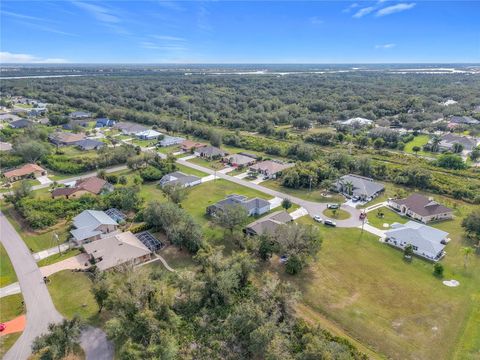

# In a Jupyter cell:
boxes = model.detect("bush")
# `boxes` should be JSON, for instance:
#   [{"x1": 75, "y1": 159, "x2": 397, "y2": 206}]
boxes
[{"x1": 433, "y1": 263, "x2": 444, "y2": 277}]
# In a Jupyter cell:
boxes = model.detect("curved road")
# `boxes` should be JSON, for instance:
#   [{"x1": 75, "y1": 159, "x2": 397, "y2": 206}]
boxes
[
  {"x1": 0, "y1": 211, "x2": 113, "y2": 360},
  {"x1": 176, "y1": 158, "x2": 363, "y2": 228}
]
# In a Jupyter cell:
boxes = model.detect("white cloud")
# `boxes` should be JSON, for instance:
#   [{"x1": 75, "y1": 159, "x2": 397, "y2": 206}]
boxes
[
  {"x1": 310, "y1": 16, "x2": 324, "y2": 25},
  {"x1": 1, "y1": 10, "x2": 48, "y2": 22},
  {"x1": 0, "y1": 51, "x2": 68, "y2": 64},
  {"x1": 353, "y1": 7, "x2": 376, "y2": 18},
  {"x1": 342, "y1": 3, "x2": 359, "y2": 13},
  {"x1": 152, "y1": 35, "x2": 186, "y2": 42},
  {"x1": 376, "y1": 3, "x2": 416, "y2": 16},
  {"x1": 375, "y1": 43, "x2": 396, "y2": 49},
  {"x1": 72, "y1": 1, "x2": 120, "y2": 23}
]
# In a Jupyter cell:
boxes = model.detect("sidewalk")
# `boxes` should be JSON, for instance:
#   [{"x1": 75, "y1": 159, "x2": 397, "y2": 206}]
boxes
[
  {"x1": 33, "y1": 243, "x2": 70, "y2": 261},
  {"x1": 0, "y1": 282, "x2": 21, "y2": 298}
]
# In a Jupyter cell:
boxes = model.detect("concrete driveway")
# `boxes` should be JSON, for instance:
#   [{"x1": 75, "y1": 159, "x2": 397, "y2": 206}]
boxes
[{"x1": 40, "y1": 253, "x2": 90, "y2": 277}]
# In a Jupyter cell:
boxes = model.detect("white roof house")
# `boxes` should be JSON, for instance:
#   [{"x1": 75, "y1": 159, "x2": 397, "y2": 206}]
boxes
[
  {"x1": 339, "y1": 117, "x2": 373, "y2": 127},
  {"x1": 136, "y1": 129, "x2": 162, "y2": 140},
  {"x1": 384, "y1": 221, "x2": 449, "y2": 261},
  {"x1": 70, "y1": 210, "x2": 118, "y2": 243}
]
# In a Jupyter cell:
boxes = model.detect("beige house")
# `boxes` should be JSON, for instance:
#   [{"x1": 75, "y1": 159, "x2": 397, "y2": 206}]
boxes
[
  {"x1": 3, "y1": 163, "x2": 47, "y2": 182},
  {"x1": 388, "y1": 193, "x2": 453, "y2": 223},
  {"x1": 51, "y1": 177, "x2": 112, "y2": 199}
]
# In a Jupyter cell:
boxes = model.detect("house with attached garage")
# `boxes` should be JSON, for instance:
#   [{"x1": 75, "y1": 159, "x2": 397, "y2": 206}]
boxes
[
  {"x1": 3, "y1": 163, "x2": 47, "y2": 182},
  {"x1": 49, "y1": 131, "x2": 86, "y2": 146},
  {"x1": 75, "y1": 139, "x2": 105, "y2": 151},
  {"x1": 384, "y1": 221, "x2": 449, "y2": 262},
  {"x1": 51, "y1": 176, "x2": 113, "y2": 199},
  {"x1": 83, "y1": 231, "x2": 152, "y2": 271},
  {"x1": 207, "y1": 194, "x2": 271, "y2": 217},
  {"x1": 249, "y1": 160, "x2": 294, "y2": 179},
  {"x1": 95, "y1": 118, "x2": 116, "y2": 128},
  {"x1": 194, "y1": 145, "x2": 227, "y2": 159},
  {"x1": 136, "y1": 129, "x2": 162, "y2": 140},
  {"x1": 159, "y1": 171, "x2": 201, "y2": 188},
  {"x1": 181, "y1": 140, "x2": 207, "y2": 152},
  {"x1": 223, "y1": 153, "x2": 256, "y2": 168},
  {"x1": 335, "y1": 174, "x2": 384, "y2": 202},
  {"x1": 244, "y1": 210, "x2": 293, "y2": 236},
  {"x1": 388, "y1": 193, "x2": 453, "y2": 223},
  {"x1": 437, "y1": 133, "x2": 479, "y2": 155},
  {"x1": 9, "y1": 119, "x2": 34, "y2": 129},
  {"x1": 69, "y1": 111, "x2": 92, "y2": 119},
  {"x1": 157, "y1": 135, "x2": 185, "y2": 147},
  {"x1": 114, "y1": 122, "x2": 149, "y2": 135},
  {"x1": 70, "y1": 210, "x2": 119, "y2": 244}
]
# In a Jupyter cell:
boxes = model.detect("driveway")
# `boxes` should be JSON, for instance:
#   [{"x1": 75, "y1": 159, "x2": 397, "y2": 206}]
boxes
[
  {"x1": 40, "y1": 254, "x2": 90, "y2": 277},
  {"x1": 177, "y1": 158, "x2": 362, "y2": 228},
  {"x1": 36, "y1": 175, "x2": 52, "y2": 186}
]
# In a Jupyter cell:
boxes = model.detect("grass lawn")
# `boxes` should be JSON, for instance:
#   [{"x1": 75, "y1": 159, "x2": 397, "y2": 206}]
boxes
[
  {"x1": 0, "y1": 294, "x2": 24, "y2": 358},
  {"x1": 175, "y1": 163, "x2": 207, "y2": 177},
  {"x1": 187, "y1": 157, "x2": 225, "y2": 170},
  {"x1": 2, "y1": 204, "x2": 70, "y2": 253},
  {"x1": 262, "y1": 179, "x2": 344, "y2": 203},
  {"x1": 0, "y1": 244, "x2": 17, "y2": 287},
  {"x1": 0, "y1": 333, "x2": 21, "y2": 358},
  {"x1": 157, "y1": 246, "x2": 198, "y2": 272},
  {"x1": 280, "y1": 215, "x2": 480, "y2": 360},
  {"x1": 322, "y1": 208, "x2": 351, "y2": 220},
  {"x1": 366, "y1": 206, "x2": 407, "y2": 229},
  {"x1": 403, "y1": 135, "x2": 437, "y2": 158},
  {"x1": 37, "y1": 249, "x2": 81, "y2": 267},
  {"x1": 47, "y1": 270, "x2": 100, "y2": 325},
  {"x1": 157, "y1": 145, "x2": 180, "y2": 155}
]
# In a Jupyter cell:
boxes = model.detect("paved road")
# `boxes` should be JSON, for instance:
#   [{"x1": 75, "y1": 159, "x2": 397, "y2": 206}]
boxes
[
  {"x1": 176, "y1": 158, "x2": 363, "y2": 228},
  {"x1": 0, "y1": 211, "x2": 62, "y2": 360}
]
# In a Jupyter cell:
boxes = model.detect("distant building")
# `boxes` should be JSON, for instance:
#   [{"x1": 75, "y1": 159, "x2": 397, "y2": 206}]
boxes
[
  {"x1": 52, "y1": 177, "x2": 113, "y2": 199},
  {"x1": 442, "y1": 99, "x2": 458, "y2": 106},
  {"x1": 181, "y1": 140, "x2": 207, "y2": 152},
  {"x1": 9, "y1": 119, "x2": 34, "y2": 129},
  {"x1": 83, "y1": 231, "x2": 152, "y2": 271},
  {"x1": 157, "y1": 135, "x2": 185, "y2": 147},
  {"x1": 438, "y1": 133, "x2": 479, "y2": 153},
  {"x1": 224, "y1": 153, "x2": 256, "y2": 168},
  {"x1": 136, "y1": 129, "x2": 162, "y2": 140},
  {"x1": 69, "y1": 111, "x2": 92, "y2": 119},
  {"x1": 70, "y1": 210, "x2": 118, "y2": 244},
  {"x1": 63, "y1": 119, "x2": 90, "y2": 130},
  {"x1": 0, "y1": 142, "x2": 12, "y2": 152},
  {"x1": 338, "y1": 117, "x2": 373, "y2": 127},
  {"x1": 194, "y1": 145, "x2": 226, "y2": 159},
  {"x1": 159, "y1": 171, "x2": 201, "y2": 188},
  {"x1": 3, "y1": 163, "x2": 47, "y2": 182},
  {"x1": 249, "y1": 160, "x2": 294, "y2": 179},
  {"x1": 114, "y1": 122, "x2": 149, "y2": 135},
  {"x1": 75, "y1": 139, "x2": 105, "y2": 151},
  {"x1": 447, "y1": 116, "x2": 479, "y2": 129},
  {"x1": 335, "y1": 174, "x2": 384, "y2": 202},
  {"x1": 244, "y1": 210, "x2": 293, "y2": 236},
  {"x1": 49, "y1": 131, "x2": 86, "y2": 146},
  {"x1": 96, "y1": 118, "x2": 116, "y2": 127},
  {"x1": 384, "y1": 221, "x2": 449, "y2": 262},
  {"x1": 388, "y1": 193, "x2": 453, "y2": 223},
  {"x1": 207, "y1": 194, "x2": 271, "y2": 217},
  {"x1": 0, "y1": 113, "x2": 22, "y2": 122}
]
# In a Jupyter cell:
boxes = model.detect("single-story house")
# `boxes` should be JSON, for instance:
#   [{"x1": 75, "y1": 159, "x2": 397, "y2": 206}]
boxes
[
  {"x1": 96, "y1": 118, "x2": 116, "y2": 127},
  {"x1": 338, "y1": 117, "x2": 373, "y2": 127},
  {"x1": 224, "y1": 153, "x2": 256, "y2": 168},
  {"x1": 388, "y1": 193, "x2": 453, "y2": 223},
  {"x1": 70, "y1": 210, "x2": 118, "y2": 244},
  {"x1": 448, "y1": 116, "x2": 479, "y2": 128},
  {"x1": 37, "y1": 117, "x2": 50, "y2": 125},
  {"x1": 194, "y1": 145, "x2": 226, "y2": 159},
  {"x1": 437, "y1": 133, "x2": 479, "y2": 153},
  {"x1": 249, "y1": 160, "x2": 294, "y2": 179},
  {"x1": 69, "y1": 111, "x2": 92, "y2": 119},
  {"x1": 75, "y1": 139, "x2": 105, "y2": 151},
  {"x1": 157, "y1": 135, "x2": 185, "y2": 147},
  {"x1": 49, "y1": 132, "x2": 86, "y2": 146},
  {"x1": 0, "y1": 142, "x2": 12, "y2": 152},
  {"x1": 159, "y1": 171, "x2": 201, "y2": 188},
  {"x1": 181, "y1": 140, "x2": 207, "y2": 152},
  {"x1": 384, "y1": 221, "x2": 449, "y2": 262},
  {"x1": 3, "y1": 163, "x2": 47, "y2": 181},
  {"x1": 9, "y1": 119, "x2": 34, "y2": 129},
  {"x1": 63, "y1": 119, "x2": 90, "y2": 130},
  {"x1": 0, "y1": 114, "x2": 22, "y2": 122},
  {"x1": 114, "y1": 122, "x2": 149, "y2": 135},
  {"x1": 28, "y1": 108, "x2": 47, "y2": 117},
  {"x1": 83, "y1": 231, "x2": 152, "y2": 271},
  {"x1": 52, "y1": 176, "x2": 113, "y2": 199},
  {"x1": 238, "y1": 152, "x2": 259, "y2": 160},
  {"x1": 207, "y1": 194, "x2": 271, "y2": 217},
  {"x1": 335, "y1": 174, "x2": 384, "y2": 202},
  {"x1": 136, "y1": 129, "x2": 162, "y2": 140},
  {"x1": 244, "y1": 210, "x2": 293, "y2": 236}
]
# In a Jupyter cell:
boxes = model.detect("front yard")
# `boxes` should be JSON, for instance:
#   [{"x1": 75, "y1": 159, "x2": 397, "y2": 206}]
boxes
[
  {"x1": 262, "y1": 179, "x2": 344, "y2": 203},
  {"x1": 366, "y1": 206, "x2": 407, "y2": 229},
  {"x1": 0, "y1": 244, "x2": 17, "y2": 287}
]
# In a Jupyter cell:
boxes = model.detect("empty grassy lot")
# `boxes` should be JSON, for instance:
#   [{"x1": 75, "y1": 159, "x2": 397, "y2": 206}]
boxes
[
  {"x1": 0, "y1": 243, "x2": 17, "y2": 287},
  {"x1": 403, "y1": 135, "x2": 436, "y2": 157},
  {"x1": 283, "y1": 207, "x2": 480, "y2": 360},
  {"x1": 262, "y1": 179, "x2": 344, "y2": 203},
  {"x1": 187, "y1": 156, "x2": 226, "y2": 170},
  {"x1": 366, "y1": 206, "x2": 407, "y2": 229}
]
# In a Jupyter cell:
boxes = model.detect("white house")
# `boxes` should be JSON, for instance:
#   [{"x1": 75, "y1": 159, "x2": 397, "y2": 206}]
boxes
[{"x1": 136, "y1": 129, "x2": 162, "y2": 140}]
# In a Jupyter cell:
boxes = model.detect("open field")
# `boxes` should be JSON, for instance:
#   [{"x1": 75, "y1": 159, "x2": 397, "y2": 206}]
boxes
[
  {"x1": 0, "y1": 243, "x2": 17, "y2": 287},
  {"x1": 403, "y1": 135, "x2": 434, "y2": 157},
  {"x1": 277, "y1": 213, "x2": 480, "y2": 360},
  {"x1": 262, "y1": 179, "x2": 344, "y2": 203},
  {"x1": 366, "y1": 206, "x2": 408, "y2": 229}
]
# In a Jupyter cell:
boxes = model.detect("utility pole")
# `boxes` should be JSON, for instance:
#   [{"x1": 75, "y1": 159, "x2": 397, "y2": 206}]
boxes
[{"x1": 53, "y1": 232, "x2": 61, "y2": 254}]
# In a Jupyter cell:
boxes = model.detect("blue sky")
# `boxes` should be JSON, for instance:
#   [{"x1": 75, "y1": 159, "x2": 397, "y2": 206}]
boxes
[{"x1": 1, "y1": 1, "x2": 479, "y2": 63}]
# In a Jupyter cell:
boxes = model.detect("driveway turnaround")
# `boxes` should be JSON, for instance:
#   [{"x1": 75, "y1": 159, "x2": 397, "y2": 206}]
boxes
[{"x1": 0, "y1": 211, "x2": 62, "y2": 360}]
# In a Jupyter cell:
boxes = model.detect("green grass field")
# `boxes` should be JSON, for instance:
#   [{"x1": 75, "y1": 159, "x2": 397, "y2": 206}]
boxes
[
  {"x1": 187, "y1": 156, "x2": 226, "y2": 170},
  {"x1": 322, "y1": 208, "x2": 351, "y2": 220},
  {"x1": 285, "y1": 198, "x2": 480, "y2": 360},
  {"x1": 262, "y1": 179, "x2": 344, "y2": 203},
  {"x1": 403, "y1": 135, "x2": 437, "y2": 157},
  {"x1": 366, "y1": 206, "x2": 407, "y2": 229},
  {"x1": 0, "y1": 294, "x2": 24, "y2": 358},
  {"x1": 175, "y1": 163, "x2": 208, "y2": 177},
  {"x1": 0, "y1": 244, "x2": 17, "y2": 287},
  {"x1": 47, "y1": 270, "x2": 100, "y2": 325},
  {"x1": 0, "y1": 333, "x2": 21, "y2": 358}
]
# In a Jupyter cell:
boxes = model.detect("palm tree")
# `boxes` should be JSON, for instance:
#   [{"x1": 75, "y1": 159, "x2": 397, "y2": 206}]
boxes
[
  {"x1": 341, "y1": 180, "x2": 354, "y2": 196},
  {"x1": 462, "y1": 247, "x2": 474, "y2": 269},
  {"x1": 431, "y1": 135, "x2": 441, "y2": 153}
]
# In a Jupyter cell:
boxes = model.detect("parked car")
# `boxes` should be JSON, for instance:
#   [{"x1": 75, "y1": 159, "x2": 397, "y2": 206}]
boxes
[
  {"x1": 0, "y1": 323, "x2": 6, "y2": 332},
  {"x1": 313, "y1": 215, "x2": 323, "y2": 223},
  {"x1": 279, "y1": 255, "x2": 288, "y2": 264},
  {"x1": 327, "y1": 203, "x2": 340, "y2": 209},
  {"x1": 324, "y1": 219, "x2": 337, "y2": 227}
]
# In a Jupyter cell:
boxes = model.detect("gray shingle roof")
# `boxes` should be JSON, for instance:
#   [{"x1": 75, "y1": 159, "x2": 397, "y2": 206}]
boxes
[
  {"x1": 336, "y1": 174, "x2": 384, "y2": 198},
  {"x1": 390, "y1": 193, "x2": 453, "y2": 217},
  {"x1": 159, "y1": 171, "x2": 200, "y2": 187},
  {"x1": 71, "y1": 210, "x2": 117, "y2": 241}
]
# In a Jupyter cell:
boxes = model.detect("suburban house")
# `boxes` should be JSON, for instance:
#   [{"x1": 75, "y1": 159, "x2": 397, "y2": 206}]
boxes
[
  {"x1": 194, "y1": 145, "x2": 227, "y2": 159},
  {"x1": 9, "y1": 119, "x2": 34, "y2": 129},
  {"x1": 244, "y1": 210, "x2": 293, "y2": 236},
  {"x1": 63, "y1": 119, "x2": 90, "y2": 130},
  {"x1": 438, "y1": 133, "x2": 479, "y2": 154},
  {"x1": 75, "y1": 139, "x2": 105, "y2": 151},
  {"x1": 181, "y1": 140, "x2": 207, "y2": 152},
  {"x1": 70, "y1": 210, "x2": 118, "y2": 244},
  {"x1": 51, "y1": 176, "x2": 113, "y2": 199},
  {"x1": 83, "y1": 231, "x2": 152, "y2": 271},
  {"x1": 447, "y1": 115, "x2": 479, "y2": 129},
  {"x1": 3, "y1": 163, "x2": 47, "y2": 182},
  {"x1": 136, "y1": 129, "x2": 162, "y2": 140},
  {"x1": 249, "y1": 160, "x2": 294, "y2": 179},
  {"x1": 206, "y1": 194, "x2": 271, "y2": 217},
  {"x1": 69, "y1": 111, "x2": 92, "y2": 119},
  {"x1": 49, "y1": 131, "x2": 86, "y2": 146},
  {"x1": 388, "y1": 193, "x2": 453, "y2": 223},
  {"x1": 28, "y1": 107, "x2": 47, "y2": 117},
  {"x1": 96, "y1": 118, "x2": 116, "y2": 127},
  {"x1": 157, "y1": 135, "x2": 185, "y2": 147},
  {"x1": 0, "y1": 114, "x2": 22, "y2": 122},
  {"x1": 335, "y1": 174, "x2": 385, "y2": 201},
  {"x1": 223, "y1": 153, "x2": 256, "y2": 168},
  {"x1": 384, "y1": 221, "x2": 449, "y2": 262},
  {"x1": 338, "y1": 117, "x2": 373, "y2": 127},
  {"x1": 114, "y1": 122, "x2": 148, "y2": 135},
  {"x1": 159, "y1": 171, "x2": 201, "y2": 188},
  {"x1": 0, "y1": 142, "x2": 12, "y2": 152}
]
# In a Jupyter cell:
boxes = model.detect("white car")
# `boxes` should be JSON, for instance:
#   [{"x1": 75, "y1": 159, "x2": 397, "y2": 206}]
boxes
[{"x1": 313, "y1": 215, "x2": 323, "y2": 223}]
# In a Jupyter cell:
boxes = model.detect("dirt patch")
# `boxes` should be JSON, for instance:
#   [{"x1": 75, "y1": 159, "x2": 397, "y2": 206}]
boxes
[{"x1": 0, "y1": 315, "x2": 25, "y2": 336}]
